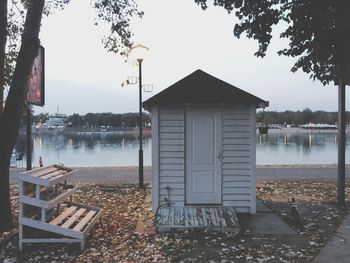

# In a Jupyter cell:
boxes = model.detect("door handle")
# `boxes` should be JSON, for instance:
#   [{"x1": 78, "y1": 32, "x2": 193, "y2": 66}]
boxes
[{"x1": 217, "y1": 151, "x2": 222, "y2": 160}]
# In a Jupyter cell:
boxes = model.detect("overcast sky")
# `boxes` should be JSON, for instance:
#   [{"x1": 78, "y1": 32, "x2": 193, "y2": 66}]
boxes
[{"x1": 36, "y1": 0, "x2": 348, "y2": 115}]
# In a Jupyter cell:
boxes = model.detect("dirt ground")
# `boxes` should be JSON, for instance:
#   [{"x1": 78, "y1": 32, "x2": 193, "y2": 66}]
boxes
[{"x1": 1, "y1": 181, "x2": 349, "y2": 262}]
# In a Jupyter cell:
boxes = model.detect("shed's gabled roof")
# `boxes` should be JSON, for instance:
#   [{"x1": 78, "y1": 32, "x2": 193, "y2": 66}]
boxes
[{"x1": 143, "y1": 69, "x2": 269, "y2": 109}]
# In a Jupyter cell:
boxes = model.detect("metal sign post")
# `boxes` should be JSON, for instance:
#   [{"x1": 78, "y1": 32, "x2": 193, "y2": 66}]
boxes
[
  {"x1": 337, "y1": 77, "x2": 346, "y2": 205},
  {"x1": 26, "y1": 107, "x2": 32, "y2": 171}
]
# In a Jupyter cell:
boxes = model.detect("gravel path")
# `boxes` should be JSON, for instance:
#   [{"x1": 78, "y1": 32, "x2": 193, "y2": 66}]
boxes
[{"x1": 10, "y1": 165, "x2": 350, "y2": 184}]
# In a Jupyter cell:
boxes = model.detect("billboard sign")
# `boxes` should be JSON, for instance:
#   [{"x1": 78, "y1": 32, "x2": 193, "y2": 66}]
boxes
[{"x1": 27, "y1": 45, "x2": 45, "y2": 106}]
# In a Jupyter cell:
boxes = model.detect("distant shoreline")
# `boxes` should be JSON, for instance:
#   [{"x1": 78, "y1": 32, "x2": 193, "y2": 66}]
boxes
[
  {"x1": 262, "y1": 127, "x2": 346, "y2": 134},
  {"x1": 18, "y1": 127, "x2": 152, "y2": 135},
  {"x1": 17, "y1": 126, "x2": 348, "y2": 135}
]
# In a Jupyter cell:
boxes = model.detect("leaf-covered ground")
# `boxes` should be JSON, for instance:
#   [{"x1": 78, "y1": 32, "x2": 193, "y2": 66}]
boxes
[{"x1": 1, "y1": 181, "x2": 349, "y2": 262}]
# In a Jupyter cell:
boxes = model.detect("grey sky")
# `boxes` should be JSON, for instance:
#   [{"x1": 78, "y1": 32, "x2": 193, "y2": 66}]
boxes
[{"x1": 36, "y1": 0, "x2": 348, "y2": 115}]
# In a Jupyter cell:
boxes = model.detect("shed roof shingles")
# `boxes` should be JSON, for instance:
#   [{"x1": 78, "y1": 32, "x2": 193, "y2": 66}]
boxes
[{"x1": 143, "y1": 69, "x2": 269, "y2": 109}]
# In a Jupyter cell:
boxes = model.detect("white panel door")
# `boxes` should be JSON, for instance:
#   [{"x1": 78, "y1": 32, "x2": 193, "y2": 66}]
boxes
[{"x1": 186, "y1": 108, "x2": 221, "y2": 204}]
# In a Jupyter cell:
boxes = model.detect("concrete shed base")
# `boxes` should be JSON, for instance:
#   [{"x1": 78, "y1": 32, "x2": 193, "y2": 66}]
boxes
[{"x1": 156, "y1": 206, "x2": 240, "y2": 234}]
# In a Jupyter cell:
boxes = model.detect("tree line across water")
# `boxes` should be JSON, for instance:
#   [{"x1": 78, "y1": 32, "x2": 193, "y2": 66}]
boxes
[
  {"x1": 32, "y1": 112, "x2": 152, "y2": 128},
  {"x1": 30, "y1": 108, "x2": 350, "y2": 129},
  {"x1": 257, "y1": 108, "x2": 350, "y2": 126}
]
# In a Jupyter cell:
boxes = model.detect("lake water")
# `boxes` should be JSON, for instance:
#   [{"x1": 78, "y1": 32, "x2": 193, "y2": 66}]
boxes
[{"x1": 14, "y1": 129, "x2": 350, "y2": 167}]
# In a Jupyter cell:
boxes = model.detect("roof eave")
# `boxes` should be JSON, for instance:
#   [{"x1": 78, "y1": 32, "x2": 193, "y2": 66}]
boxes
[{"x1": 257, "y1": 100, "x2": 269, "y2": 109}]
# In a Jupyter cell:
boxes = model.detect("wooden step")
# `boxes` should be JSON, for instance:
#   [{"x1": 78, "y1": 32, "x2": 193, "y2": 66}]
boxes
[
  {"x1": 24, "y1": 166, "x2": 58, "y2": 177},
  {"x1": 62, "y1": 208, "x2": 87, "y2": 228},
  {"x1": 40, "y1": 170, "x2": 66, "y2": 180},
  {"x1": 73, "y1": 210, "x2": 97, "y2": 231},
  {"x1": 50, "y1": 206, "x2": 77, "y2": 225}
]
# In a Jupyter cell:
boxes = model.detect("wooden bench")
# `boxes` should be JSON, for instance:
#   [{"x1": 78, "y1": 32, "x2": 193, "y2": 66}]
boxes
[{"x1": 18, "y1": 165, "x2": 102, "y2": 251}]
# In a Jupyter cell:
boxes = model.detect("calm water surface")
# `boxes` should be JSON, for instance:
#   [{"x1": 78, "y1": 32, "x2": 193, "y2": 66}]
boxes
[{"x1": 14, "y1": 129, "x2": 350, "y2": 167}]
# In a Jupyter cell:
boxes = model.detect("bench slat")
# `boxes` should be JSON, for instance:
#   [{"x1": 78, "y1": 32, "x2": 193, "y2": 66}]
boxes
[
  {"x1": 50, "y1": 206, "x2": 77, "y2": 226},
  {"x1": 73, "y1": 210, "x2": 96, "y2": 232},
  {"x1": 62, "y1": 208, "x2": 86, "y2": 228}
]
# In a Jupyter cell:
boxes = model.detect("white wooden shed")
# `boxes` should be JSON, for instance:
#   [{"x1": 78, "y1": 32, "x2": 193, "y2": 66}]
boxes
[{"x1": 144, "y1": 70, "x2": 268, "y2": 215}]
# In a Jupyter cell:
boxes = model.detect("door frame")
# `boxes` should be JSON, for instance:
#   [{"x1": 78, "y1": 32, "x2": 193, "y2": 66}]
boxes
[{"x1": 185, "y1": 107, "x2": 222, "y2": 205}]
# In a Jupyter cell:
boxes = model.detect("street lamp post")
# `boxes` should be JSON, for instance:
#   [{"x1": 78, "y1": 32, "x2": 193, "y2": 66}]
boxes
[
  {"x1": 137, "y1": 58, "x2": 144, "y2": 189},
  {"x1": 127, "y1": 44, "x2": 149, "y2": 189}
]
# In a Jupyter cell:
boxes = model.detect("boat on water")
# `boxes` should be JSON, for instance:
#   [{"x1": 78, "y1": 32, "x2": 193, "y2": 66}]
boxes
[{"x1": 34, "y1": 113, "x2": 67, "y2": 133}]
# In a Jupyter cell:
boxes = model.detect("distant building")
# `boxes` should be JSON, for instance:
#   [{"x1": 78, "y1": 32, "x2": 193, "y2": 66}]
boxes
[{"x1": 42, "y1": 113, "x2": 67, "y2": 129}]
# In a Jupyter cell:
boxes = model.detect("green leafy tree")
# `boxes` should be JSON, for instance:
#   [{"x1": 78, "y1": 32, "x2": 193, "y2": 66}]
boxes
[
  {"x1": 302, "y1": 108, "x2": 313, "y2": 124},
  {"x1": 292, "y1": 111, "x2": 304, "y2": 125},
  {"x1": 194, "y1": 0, "x2": 350, "y2": 84},
  {"x1": 0, "y1": 0, "x2": 46, "y2": 231},
  {"x1": 194, "y1": 0, "x2": 350, "y2": 204},
  {"x1": 0, "y1": 0, "x2": 142, "y2": 230},
  {"x1": 68, "y1": 113, "x2": 84, "y2": 128}
]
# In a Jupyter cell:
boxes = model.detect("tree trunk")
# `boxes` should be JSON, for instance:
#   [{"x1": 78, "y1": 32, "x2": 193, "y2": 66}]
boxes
[
  {"x1": 0, "y1": 0, "x2": 7, "y2": 114},
  {"x1": 0, "y1": 0, "x2": 45, "y2": 231}
]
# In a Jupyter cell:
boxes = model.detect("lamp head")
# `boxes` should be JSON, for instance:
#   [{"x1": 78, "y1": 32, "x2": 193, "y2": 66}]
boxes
[{"x1": 128, "y1": 44, "x2": 149, "y2": 64}]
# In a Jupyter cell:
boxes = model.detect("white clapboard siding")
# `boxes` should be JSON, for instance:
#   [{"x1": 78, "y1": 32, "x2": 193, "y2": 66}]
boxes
[
  {"x1": 159, "y1": 145, "x2": 184, "y2": 152},
  {"x1": 160, "y1": 126, "x2": 184, "y2": 133},
  {"x1": 223, "y1": 119, "x2": 251, "y2": 126},
  {"x1": 223, "y1": 138, "x2": 251, "y2": 145},
  {"x1": 158, "y1": 108, "x2": 185, "y2": 207},
  {"x1": 222, "y1": 113, "x2": 251, "y2": 120},
  {"x1": 159, "y1": 151, "x2": 184, "y2": 158},
  {"x1": 160, "y1": 182, "x2": 185, "y2": 190},
  {"x1": 249, "y1": 105, "x2": 257, "y2": 213},
  {"x1": 159, "y1": 139, "x2": 185, "y2": 145},
  {"x1": 160, "y1": 133, "x2": 184, "y2": 139},
  {"x1": 159, "y1": 164, "x2": 184, "y2": 171},
  {"x1": 221, "y1": 194, "x2": 250, "y2": 200},
  {"x1": 159, "y1": 201, "x2": 184, "y2": 207},
  {"x1": 222, "y1": 105, "x2": 252, "y2": 212},
  {"x1": 223, "y1": 144, "x2": 250, "y2": 151},
  {"x1": 222, "y1": 169, "x2": 251, "y2": 176},
  {"x1": 222, "y1": 150, "x2": 250, "y2": 157},
  {"x1": 223, "y1": 163, "x2": 251, "y2": 170},
  {"x1": 160, "y1": 188, "x2": 185, "y2": 195},
  {"x1": 160, "y1": 176, "x2": 184, "y2": 183},
  {"x1": 153, "y1": 104, "x2": 256, "y2": 214},
  {"x1": 223, "y1": 175, "x2": 251, "y2": 182},
  {"x1": 152, "y1": 106, "x2": 159, "y2": 212},
  {"x1": 160, "y1": 120, "x2": 184, "y2": 127},
  {"x1": 222, "y1": 125, "x2": 251, "y2": 132},
  {"x1": 160, "y1": 194, "x2": 184, "y2": 202},
  {"x1": 159, "y1": 170, "x2": 184, "y2": 177},
  {"x1": 222, "y1": 157, "x2": 250, "y2": 163},
  {"x1": 160, "y1": 158, "x2": 184, "y2": 164},
  {"x1": 222, "y1": 187, "x2": 250, "y2": 195},
  {"x1": 222, "y1": 132, "x2": 251, "y2": 139},
  {"x1": 223, "y1": 181, "x2": 251, "y2": 188}
]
